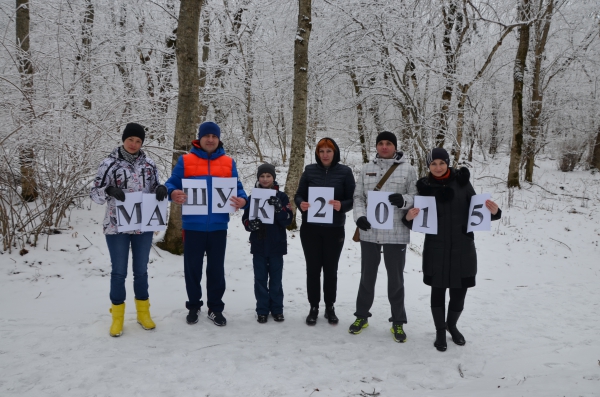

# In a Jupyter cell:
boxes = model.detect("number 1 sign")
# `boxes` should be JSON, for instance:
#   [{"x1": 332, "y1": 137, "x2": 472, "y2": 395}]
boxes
[
  {"x1": 412, "y1": 195, "x2": 438, "y2": 234},
  {"x1": 467, "y1": 193, "x2": 491, "y2": 232}
]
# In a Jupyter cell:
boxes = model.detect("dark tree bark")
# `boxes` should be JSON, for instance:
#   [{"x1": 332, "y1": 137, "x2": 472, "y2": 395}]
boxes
[
  {"x1": 507, "y1": 0, "x2": 531, "y2": 189},
  {"x1": 157, "y1": 0, "x2": 202, "y2": 254},
  {"x1": 284, "y1": 0, "x2": 312, "y2": 230},
  {"x1": 525, "y1": 0, "x2": 554, "y2": 182},
  {"x1": 350, "y1": 70, "x2": 369, "y2": 163},
  {"x1": 591, "y1": 126, "x2": 600, "y2": 170},
  {"x1": 16, "y1": 0, "x2": 37, "y2": 202}
]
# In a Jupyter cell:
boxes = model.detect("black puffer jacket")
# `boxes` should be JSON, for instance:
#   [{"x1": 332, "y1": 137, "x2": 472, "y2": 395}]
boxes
[
  {"x1": 403, "y1": 168, "x2": 502, "y2": 288},
  {"x1": 294, "y1": 138, "x2": 356, "y2": 228}
]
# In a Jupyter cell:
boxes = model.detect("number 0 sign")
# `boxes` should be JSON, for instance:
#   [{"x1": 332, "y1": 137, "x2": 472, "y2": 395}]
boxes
[{"x1": 467, "y1": 193, "x2": 491, "y2": 232}]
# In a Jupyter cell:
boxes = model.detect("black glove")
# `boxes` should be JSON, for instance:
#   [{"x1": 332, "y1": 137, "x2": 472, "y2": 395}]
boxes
[
  {"x1": 105, "y1": 186, "x2": 125, "y2": 201},
  {"x1": 155, "y1": 185, "x2": 168, "y2": 201},
  {"x1": 268, "y1": 196, "x2": 283, "y2": 213},
  {"x1": 247, "y1": 218, "x2": 263, "y2": 232},
  {"x1": 356, "y1": 216, "x2": 371, "y2": 231},
  {"x1": 389, "y1": 193, "x2": 405, "y2": 208}
]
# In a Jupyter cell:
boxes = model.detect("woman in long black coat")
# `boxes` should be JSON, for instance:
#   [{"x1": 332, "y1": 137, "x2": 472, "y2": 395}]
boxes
[
  {"x1": 403, "y1": 148, "x2": 501, "y2": 351},
  {"x1": 295, "y1": 137, "x2": 356, "y2": 326}
]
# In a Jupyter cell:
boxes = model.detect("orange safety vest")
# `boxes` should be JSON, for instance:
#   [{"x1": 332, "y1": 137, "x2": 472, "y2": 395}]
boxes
[{"x1": 182, "y1": 153, "x2": 233, "y2": 178}]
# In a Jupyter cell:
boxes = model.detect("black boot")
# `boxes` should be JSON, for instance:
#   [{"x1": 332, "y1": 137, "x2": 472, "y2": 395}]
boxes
[
  {"x1": 446, "y1": 310, "x2": 466, "y2": 345},
  {"x1": 306, "y1": 307, "x2": 319, "y2": 325},
  {"x1": 431, "y1": 307, "x2": 447, "y2": 352},
  {"x1": 324, "y1": 306, "x2": 339, "y2": 324}
]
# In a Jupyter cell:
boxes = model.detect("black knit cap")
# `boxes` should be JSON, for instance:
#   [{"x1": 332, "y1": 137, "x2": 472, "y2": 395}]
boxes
[
  {"x1": 257, "y1": 163, "x2": 276, "y2": 181},
  {"x1": 426, "y1": 148, "x2": 450, "y2": 167},
  {"x1": 376, "y1": 131, "x2": 397, "y2": 149},
  {"x1": 122, "y1": 123, "x2": 146, "y2": 143}
]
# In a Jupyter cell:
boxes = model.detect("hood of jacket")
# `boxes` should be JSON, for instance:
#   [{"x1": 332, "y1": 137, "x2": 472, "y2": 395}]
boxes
[
  {"x1": 315, "y1": 137, "x2": 341, "y2": 168},
  {"x1": 373, "y1": 150, "x2": 406, "y2": 164}
]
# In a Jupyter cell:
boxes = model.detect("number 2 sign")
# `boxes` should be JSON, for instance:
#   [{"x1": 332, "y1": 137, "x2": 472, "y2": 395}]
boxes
[{"x1": 307, "y1": 187, "x2": 334, "y2": 223}]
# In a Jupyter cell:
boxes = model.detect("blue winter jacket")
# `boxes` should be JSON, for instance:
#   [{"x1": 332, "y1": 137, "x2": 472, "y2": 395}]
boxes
[{"x1": 165, "y1": 143, "x2": 248, "y2": 232}]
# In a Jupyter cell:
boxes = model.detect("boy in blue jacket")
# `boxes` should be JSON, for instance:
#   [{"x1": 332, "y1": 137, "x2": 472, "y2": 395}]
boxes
[{"x1": 242, "y1": 164, "x2": 292, "y2": 323}]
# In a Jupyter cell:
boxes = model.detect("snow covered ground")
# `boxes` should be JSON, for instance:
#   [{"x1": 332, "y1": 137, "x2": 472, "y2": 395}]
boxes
[{"x1": 1, "y1": 158, "x2": 599, "y2": 396}]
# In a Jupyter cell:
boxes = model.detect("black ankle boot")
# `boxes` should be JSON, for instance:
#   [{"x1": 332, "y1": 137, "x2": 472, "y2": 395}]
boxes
[
  {"x1": 446, "y1": 310, "x2": 466, "y2": 345},
  {"x1": 431, "y1": 307, "x2": 447, "y2": 352},
  {"x1": 324, "y1": 306, "x2": 339, "y2": 324},
  {"x1": 306, "y1": 307, "x2": 318, "y2": 325}
]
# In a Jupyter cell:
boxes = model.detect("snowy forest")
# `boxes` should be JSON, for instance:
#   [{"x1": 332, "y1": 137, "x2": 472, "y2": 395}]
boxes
[
  {"x1": 1, "y1": 0, "x2": 599, "y2": 253},
  {"x1": 2, "y1": 1, "x2": 600, "y2": 396}
]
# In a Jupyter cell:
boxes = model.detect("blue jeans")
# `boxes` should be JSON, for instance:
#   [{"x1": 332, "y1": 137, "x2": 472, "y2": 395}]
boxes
[
  {"x1": 105, "y1": 232, "x2": 153, "y2": 305},
  {"x1": 253, "y1": 254, "x2": 284, "y2": 315},
  {"x1": 183, "y1": 230, "x2": 227, "y2": 312}
]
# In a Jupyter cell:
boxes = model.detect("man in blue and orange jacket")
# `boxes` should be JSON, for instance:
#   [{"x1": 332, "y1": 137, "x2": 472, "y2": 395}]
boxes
[{"x1": 165, "y1": 121, "x2": 248, "y2": 327}]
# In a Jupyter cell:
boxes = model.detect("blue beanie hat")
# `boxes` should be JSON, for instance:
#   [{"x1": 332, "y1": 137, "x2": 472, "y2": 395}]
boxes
[{"x1": 198, "y1": 121, "x2": 221, "y2": 140}]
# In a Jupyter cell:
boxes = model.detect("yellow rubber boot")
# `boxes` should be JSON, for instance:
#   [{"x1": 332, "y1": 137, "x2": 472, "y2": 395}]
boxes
[
  {"x1": 109, "y1": 303, "x2": 125, "y2": 337},
  {"x1": 135, "y1": 299, "x2": 156, "y2": 330}
]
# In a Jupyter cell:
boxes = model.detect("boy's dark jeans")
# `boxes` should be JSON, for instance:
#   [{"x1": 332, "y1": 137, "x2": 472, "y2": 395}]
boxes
[{"x1": 253, "y1": 254, "x2": 284, "y2": 315}]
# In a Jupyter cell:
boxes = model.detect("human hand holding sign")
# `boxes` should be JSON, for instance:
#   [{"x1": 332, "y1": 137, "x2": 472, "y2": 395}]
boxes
[
  {"x1": 329, "y1": 200, "x2": 341, "y2": 211},
  {"x1": 171, "y1": 189, "x2": 187, "y2": 204},
  {"x1": 405, "y1": 207, "x2": 420, "y2": 221},
  {"x1": 485, "y1": 199, "x2": 499, "y2": 215},
  {"x1": 230, "y1": 196, "x2": 246, "y2": 210}
]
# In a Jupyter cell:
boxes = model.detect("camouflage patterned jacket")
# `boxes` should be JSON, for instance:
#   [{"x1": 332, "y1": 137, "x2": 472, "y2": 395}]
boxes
[{"x1": 90, "y1": 147, "x2": 161, "y2": 235}]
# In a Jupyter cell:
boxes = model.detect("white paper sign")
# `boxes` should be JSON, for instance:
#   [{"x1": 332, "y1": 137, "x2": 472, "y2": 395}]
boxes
[
  {"x1": 308, "y1": 187, "x2": 334, "y2": 224},
  {"x1": 367, "y1": 191, "x2": 393, "y2": 230},
  {"x1": 141, "y1": 194, "x2": 168, "y2": 231},
  {"x1": 182, "y1": 179, "x2": 208, "y2": 215},
  {"x1": 412, "y1": 195, "x2": 438, "y2": 234},
  {"x1": 212, "y1": 177, "x2": 239, "y2": 214},
  {"x1": 249, "y1": 188, "x2": 276, "y2": 224},
  {"x1": 467, "y1": 193, "x2": 491, "y2": 232},
  {"x1": 116, "y1": 192, "x2": 143, "y2": 232}
]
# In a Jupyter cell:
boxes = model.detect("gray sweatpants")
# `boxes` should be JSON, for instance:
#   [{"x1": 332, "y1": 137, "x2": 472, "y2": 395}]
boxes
[{"x1": 354, "y1": 241, "x2": 407, "y2": 324}]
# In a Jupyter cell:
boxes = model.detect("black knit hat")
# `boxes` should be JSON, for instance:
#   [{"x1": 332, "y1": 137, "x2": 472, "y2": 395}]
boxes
[
  {"x1": 376, "y1": 131, "x2": 397, "y2": 149},
  {"x1": 257, "y1": 163, "x2": 276, "y2": 181},
  {"x1": 122, "y1": 123, "x2": 146, "y2": 143},
  {"x1": 426, "y1": 148, "x2": 450, "y2": 167}
]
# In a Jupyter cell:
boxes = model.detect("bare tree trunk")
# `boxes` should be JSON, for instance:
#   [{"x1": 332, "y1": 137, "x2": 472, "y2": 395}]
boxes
[
  {"x1": 453, "y1": 87, "x2": 468, "y2": 165},
  {"x1": 591, "y1": 125, "x2": 600, "y2": 170},
  {"x1": 16, "y1": 0, "x2": 37, "y2": 202},
  {"x1": 507, "y1": 0, "x2": 531, "y2": 188},
  {"x1": 114, "y1": 5, "x2": 134, "y2": 117},
  {"x1": 80, "y1": 0, "x2": 94, "y2": 110},
  {"x1": 489, "y1": 81, "x2": 499, "y2": 155},
  {"x1": 350, "y1": 70, "x2": 369, "y2": 163},
  {"x1": 525, "y1": 0, "x2": 553, "y2": 182},
  {"x1": 284, "y1": 0, "x2": 312, "y2": 230},
  {"x1": 157, "y1": 0, "x2": 202, "y2": 254}
]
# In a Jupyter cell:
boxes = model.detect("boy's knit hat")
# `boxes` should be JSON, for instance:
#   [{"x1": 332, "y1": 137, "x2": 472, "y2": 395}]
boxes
[{"x1": 257, "y1": 163, "x2": 276, "y2": 181}]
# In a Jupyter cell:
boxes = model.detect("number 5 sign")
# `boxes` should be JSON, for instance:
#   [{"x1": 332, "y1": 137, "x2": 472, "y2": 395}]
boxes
[{"x1": 467, "y1": 193, "x2": 491, "y2": 232}]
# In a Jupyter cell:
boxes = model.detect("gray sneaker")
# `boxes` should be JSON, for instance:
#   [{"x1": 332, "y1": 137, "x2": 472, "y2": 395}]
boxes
[{"x1": 348, "y1": 317, "x2": 368, "y2": 334}]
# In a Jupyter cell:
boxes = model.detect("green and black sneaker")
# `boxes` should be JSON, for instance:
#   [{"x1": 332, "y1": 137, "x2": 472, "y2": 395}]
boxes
[
  {"x1": 390, "y1": 323, "x2": 407, "y2": 343},
  {"x1": 348, "y1": 317, "x2": 368, "y2": 334}
]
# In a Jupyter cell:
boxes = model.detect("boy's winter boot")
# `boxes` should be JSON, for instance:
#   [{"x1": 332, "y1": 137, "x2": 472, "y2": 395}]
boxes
[
  {"x1": 348, "y1": 317, "x2": 368, "y2": 334},
  {"x1": 431, "y1": 306, "x2": 447, "y2": 352},
  {"x1": 446, "y1": 310, "x2": 466, "y2": 345},
  {"x1": 135, "y1": 299, "x2": 156, "y2": 330},
  {"x1": 324, "y1": 306, "x2": 339, "y2": 324},
  {"x1": 109, "y1": 303, "x2": 125, "y2": 337},
  {"x1": 306, "y1": 307, "x2": 319, "y2": 325}
]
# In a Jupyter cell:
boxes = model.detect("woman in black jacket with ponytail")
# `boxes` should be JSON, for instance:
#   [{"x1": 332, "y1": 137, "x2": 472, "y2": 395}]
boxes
[{"x1": 403, "y1": 148, "x2": 501, "y2": 352}]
